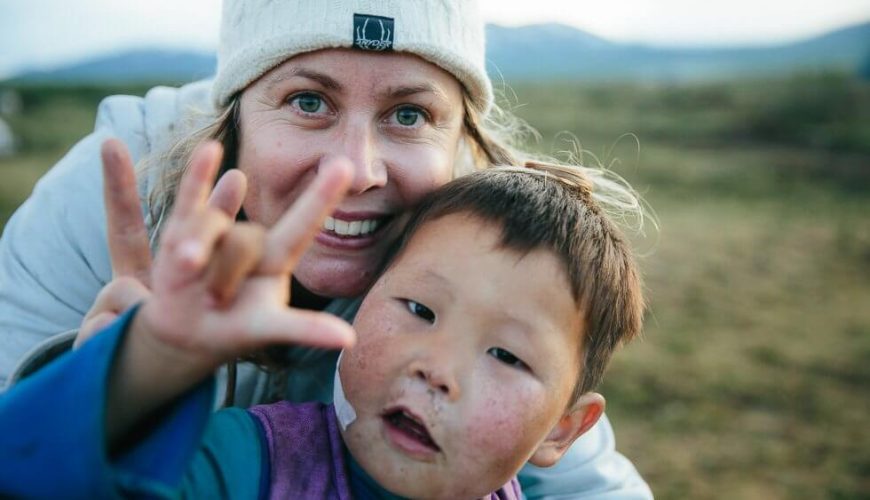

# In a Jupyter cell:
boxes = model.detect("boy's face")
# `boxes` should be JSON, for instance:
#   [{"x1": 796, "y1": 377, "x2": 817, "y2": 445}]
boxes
[{"x1": 340, "y1": 213, "x2": 589, "y2": 498}]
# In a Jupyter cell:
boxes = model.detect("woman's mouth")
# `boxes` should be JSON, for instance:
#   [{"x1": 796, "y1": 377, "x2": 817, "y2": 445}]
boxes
[
  {"x1": 316, "y1": 213, "x2": 393, "y2": 250},
  {"x1": 382, "y1": 407, "x2": 441, "y2": 458},
  {"x1": 322, "y1": 215, "x2": 383, "y2": 237}
]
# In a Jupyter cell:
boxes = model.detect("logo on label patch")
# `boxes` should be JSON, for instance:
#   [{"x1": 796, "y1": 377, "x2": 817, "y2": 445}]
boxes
[{"x1": 353, "y1": 13, "x2": 394, "y2": 52}]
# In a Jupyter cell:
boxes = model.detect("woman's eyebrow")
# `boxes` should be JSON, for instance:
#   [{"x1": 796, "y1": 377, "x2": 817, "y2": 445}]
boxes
[
  {"x1": 263, "y1": 68, "x2": 343, "y2": 92},
  {"x1": 382, "y1": 83, "x2": 448, "y2": 101}
]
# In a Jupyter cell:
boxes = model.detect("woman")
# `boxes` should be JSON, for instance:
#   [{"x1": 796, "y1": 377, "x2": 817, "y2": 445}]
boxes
[{"x1": 0, "y1": 1, "x2": 651, "y2": 497}]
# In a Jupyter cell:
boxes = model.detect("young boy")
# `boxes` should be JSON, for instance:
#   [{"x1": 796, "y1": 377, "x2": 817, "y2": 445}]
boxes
[{"x1": 0, "y1": 157, "x2": 643, "y2": 498}]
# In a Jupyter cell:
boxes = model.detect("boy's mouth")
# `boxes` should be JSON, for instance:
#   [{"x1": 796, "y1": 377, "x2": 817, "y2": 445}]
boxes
[{"x1": 382, "y1": 407, "x2": 441, "y2": 454}]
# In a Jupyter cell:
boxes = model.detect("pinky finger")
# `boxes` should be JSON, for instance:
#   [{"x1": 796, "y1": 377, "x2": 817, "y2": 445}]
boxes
[{"x1": 75, "y1": 312, "x2": 120, "y2": 348}]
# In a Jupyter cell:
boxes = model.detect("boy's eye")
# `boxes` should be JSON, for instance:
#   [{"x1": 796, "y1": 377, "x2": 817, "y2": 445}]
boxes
[
  {"x1": 289, "y1": 93, "x2": 327, "y2": 114},
  {"x1": 392, "y1": 106, "x2": 426, "y2": 127},
  {"x1": 404, "y1": 300, "x2": 436, "y2": 323},
  {"x1": 487, "y1": 347, "x2": 529, "y2": 370}
]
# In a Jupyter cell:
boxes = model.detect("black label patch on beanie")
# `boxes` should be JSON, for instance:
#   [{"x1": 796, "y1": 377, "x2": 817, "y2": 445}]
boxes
[{"x1": 353, "y1": 13, "x2": 394, "y2": 52}]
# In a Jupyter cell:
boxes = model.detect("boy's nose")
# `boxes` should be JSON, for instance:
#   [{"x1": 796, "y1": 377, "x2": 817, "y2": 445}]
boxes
[
  {"x1": 338, "y1": 119, "x2": 388, "y2": 195},
  {"x1": 408, "y1": 356, "x2": 461, "y2": 402}
]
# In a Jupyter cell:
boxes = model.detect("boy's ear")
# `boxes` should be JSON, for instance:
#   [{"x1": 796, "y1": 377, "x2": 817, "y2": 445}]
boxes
[{"x1": 529, "y1": 392, "x2": 605, "y2": 467}]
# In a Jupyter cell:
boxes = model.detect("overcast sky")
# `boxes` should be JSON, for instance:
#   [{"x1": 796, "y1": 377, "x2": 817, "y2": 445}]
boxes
[{"x1": 1, "y1": 0, "x2": 868, "y2": 78}]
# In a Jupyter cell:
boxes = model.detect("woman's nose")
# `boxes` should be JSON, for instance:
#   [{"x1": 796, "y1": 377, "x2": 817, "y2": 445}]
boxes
[{"x1": 338, "y1": 119, "x2": 388, "y2": 194}]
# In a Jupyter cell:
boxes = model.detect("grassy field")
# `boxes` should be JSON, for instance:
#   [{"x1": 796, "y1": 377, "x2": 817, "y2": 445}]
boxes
[
  {"x1": 503, "y1": 76, "x2": 870, "y2": 499},
  {"x1": 1, "y1": 74, "x2": 869, "y2": 499}
]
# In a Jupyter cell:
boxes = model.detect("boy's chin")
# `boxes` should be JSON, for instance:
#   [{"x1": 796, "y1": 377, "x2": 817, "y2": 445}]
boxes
[
  {"x1": 375, "y1": 474, "x2": 495, "y2": 500},
  {"x1": 361, "y1": 453, "x2": 510, "y2": 500},
  {"x1": 342, "y1": 414, "x2": 516, "y2": 499},
  {"x1": 346, "y1": 437, "x2": 500, "y2": 499}
]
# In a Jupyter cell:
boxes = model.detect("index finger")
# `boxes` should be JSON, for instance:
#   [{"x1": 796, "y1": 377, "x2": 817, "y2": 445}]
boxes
[
  {"x1": 101, "y1": 139, "x2": 152, "y2": 285},
  {"x1": 208, "y1": 169, "x2": 247, "y2": 219},
  {"x1": 259, "y1": 156, "x2": 353, "y2": 274}
]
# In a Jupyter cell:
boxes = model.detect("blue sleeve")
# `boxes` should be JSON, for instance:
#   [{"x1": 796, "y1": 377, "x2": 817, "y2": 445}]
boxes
[
  {"x1": 180, "y1": 408, "x2": 267, "y2": 499},
  {"x1": 517, "y1": 415, "x2": 653, "y2": 499},
  {"x1": 0, "y1": 307, "x2": 263, "y2": 498}
]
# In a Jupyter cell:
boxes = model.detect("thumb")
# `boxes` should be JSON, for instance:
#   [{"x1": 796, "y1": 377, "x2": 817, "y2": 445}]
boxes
[{"x1": 79, "y1": 277, "x2": 152, "y2": 345}]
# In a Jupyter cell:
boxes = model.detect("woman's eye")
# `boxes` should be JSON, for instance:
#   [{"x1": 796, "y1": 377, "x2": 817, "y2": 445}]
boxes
[
  {"x1": 405, "y1": 300, "x2": 436, "y2": 323},
  {"x1": 488, "y1": 347, "x2": 528, "y2": 370},
  {"x1": 289, "y1": 93, "x2": 327, "y2": 114},
  {"x1": 393, "y1": 106, "x2": 426, "y2": 127}
]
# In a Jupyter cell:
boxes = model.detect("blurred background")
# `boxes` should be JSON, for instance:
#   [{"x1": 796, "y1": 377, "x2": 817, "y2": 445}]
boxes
[{"x1": 1, "y1": 1, "x2": 869, "y2": 498}]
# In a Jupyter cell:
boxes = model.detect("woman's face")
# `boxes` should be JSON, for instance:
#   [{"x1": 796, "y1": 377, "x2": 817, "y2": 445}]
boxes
[{"x1": 237, "y1": 49, "x2": 465, "y2": 298}]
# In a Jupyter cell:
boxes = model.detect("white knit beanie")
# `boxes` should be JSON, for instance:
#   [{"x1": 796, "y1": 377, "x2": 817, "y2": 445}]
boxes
[{"x1": 212, "y1": 0, "x2": 492, "y2": 114}]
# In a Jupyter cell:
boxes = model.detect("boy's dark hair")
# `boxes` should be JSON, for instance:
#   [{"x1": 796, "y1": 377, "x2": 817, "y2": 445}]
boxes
[{"x1": 381, "y1": 162, "x2": 644, "y2": 402}]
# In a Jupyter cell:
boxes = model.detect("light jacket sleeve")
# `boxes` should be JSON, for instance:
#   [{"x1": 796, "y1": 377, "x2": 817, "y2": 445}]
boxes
[
  {"x1": 0, "y1": 80, "x2": 213, "y2": 388},
  {"x1": 0, "y1": 97, "x2": 146, "y2": 387},
  {"x1": 518, "y1": 416, "x2": 653, "y2": 499},
  {"x1": 0, "y1": 307, "x2": 264, "y2": 499},
  {"x1": 0, "y1": 128, "x2": 113, "y2": 386}
]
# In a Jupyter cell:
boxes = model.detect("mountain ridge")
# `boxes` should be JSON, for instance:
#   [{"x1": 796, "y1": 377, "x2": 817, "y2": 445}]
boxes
[{"x1": 7, "y1": 21, "x2": 869, "y2": 84}]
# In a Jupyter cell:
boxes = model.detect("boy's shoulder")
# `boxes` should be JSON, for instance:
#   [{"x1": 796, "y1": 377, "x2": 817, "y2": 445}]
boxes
[
  {"x1": 248, "y1": 401, "x2": 352, "y2": 498},
  {"x1": 248, "y1": 400, "x2": 337, "y2": 447},
  {"x1": 485, "y1": 477, "x2": 523, "y2": 500}
]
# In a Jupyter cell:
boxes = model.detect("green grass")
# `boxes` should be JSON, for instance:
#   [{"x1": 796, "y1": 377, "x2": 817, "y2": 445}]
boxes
[
  {"x1": 1, "y1": 75, "x2": 868, "y2": 499},
  {"x1": 0, "y1": 153, "x2": 57, "y2": 224},
  {"x1": 605, "y1": 193, "x2": 870, "y2": 498}
]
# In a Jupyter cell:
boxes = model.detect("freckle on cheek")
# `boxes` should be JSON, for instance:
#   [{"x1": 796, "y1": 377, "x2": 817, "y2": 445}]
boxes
[
  {"x1": 353, "y1": 356, "x2": 368, "y2": 372},
  {"x1": 469, "y1": 399, "x2": 505, "y2": 447},
  {"x1": 469, "y1": 397, "x2": 527, "y2": 456}
]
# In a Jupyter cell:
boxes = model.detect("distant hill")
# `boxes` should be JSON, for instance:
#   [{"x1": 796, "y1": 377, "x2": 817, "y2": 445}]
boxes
[
  {"x1": 9, "y1": 49, "x2": 216, "y2": 84},
  {"x1": 485, "y1": 21, "x2": 870, "y2": 81},
  {"x1": 7, "y1": 21, "x2": 870, "y2": 85}
]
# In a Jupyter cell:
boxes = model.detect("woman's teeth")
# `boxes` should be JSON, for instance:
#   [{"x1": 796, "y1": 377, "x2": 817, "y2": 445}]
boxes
[{"x1": 323, "y1": 216, "x2": 381, "y2": 236}]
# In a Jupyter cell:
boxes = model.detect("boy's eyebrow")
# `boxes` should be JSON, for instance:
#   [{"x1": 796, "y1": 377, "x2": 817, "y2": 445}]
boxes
[
  {"x1": 424, "y1": 268, "x2": 450, "y2": 285},
  {"x1": 501, "y1": 295, "x2": 572, "y2": 341},
  {"x1": 498, "y1": 311, "x2": 539, "y2": 340},
  {"x1": 413, "y1": 269, "x2": 455, "y2": 300}
]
